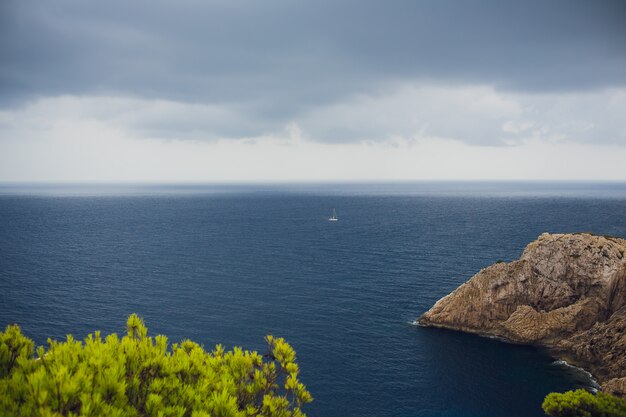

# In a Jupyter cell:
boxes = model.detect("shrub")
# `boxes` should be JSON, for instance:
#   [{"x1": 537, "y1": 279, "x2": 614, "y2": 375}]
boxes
[
  {"x1": 542, "y1": 389, "x2": 626, "y2": 417},
  {"x1": 0, "y1": 314, "x2": 312, "y2": 417}
]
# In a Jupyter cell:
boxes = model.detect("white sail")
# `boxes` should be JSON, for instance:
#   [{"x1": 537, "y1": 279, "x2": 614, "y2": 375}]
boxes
[{"x1": 328, "y1": 208, "x2": 338, "y2": 221}]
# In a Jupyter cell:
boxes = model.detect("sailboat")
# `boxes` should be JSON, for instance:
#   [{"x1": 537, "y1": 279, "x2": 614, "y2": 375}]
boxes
[{"x1": 328, "y1": 208, "x2": 338, "y2": 222}]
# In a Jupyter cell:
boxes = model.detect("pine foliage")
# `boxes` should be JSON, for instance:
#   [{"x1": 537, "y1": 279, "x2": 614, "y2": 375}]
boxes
[
  {"x1": 0, "y1": 314, "x2": 312, "y2": 417},
  {"x1": 542, "y1": 389, "x2": 626, "y2": 417}
]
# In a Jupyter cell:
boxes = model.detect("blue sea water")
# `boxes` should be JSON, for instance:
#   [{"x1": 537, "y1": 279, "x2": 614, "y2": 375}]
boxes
[{"x1": 1, "y1": 182, "x2": 626, "y2": 417}]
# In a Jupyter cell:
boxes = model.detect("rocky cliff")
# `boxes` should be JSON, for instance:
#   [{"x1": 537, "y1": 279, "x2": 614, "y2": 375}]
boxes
[{"x1": 418, "y1": 233, "x2": 626, "y2": 396}]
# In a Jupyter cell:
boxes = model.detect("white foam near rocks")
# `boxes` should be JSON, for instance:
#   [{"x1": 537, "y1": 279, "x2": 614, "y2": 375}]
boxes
[{"x1": 552, "y1": 359, "x2": 601, "y2": 392}]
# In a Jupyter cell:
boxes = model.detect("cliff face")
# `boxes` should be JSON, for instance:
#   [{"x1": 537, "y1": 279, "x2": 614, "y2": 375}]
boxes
[{"x1": 418, "y1": 233, "x2": 626, "y2": 396}]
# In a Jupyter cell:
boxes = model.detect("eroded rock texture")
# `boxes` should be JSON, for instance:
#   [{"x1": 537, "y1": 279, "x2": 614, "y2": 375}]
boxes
[{"x1": 418, "y1": 233, "x2": 626, "y2": 396}]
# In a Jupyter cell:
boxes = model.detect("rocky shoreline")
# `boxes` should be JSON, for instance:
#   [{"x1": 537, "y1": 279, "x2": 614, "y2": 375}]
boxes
[{"x1": 418, "y1": 233, "x2": 626, "y2": 397}]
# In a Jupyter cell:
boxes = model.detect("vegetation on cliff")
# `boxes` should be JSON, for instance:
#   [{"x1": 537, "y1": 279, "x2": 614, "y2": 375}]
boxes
[
  {"x1": 542, "y1": 389, "x2": 626, "y2": 417},
  {"x1": 0, "y1": 314, "x2": 312, "y2": 417}
]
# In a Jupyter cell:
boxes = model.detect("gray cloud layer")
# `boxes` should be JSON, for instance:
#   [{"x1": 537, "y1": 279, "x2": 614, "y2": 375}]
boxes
[{"x1": 2, "y1": 0, "x2": 626, "y2": 142}]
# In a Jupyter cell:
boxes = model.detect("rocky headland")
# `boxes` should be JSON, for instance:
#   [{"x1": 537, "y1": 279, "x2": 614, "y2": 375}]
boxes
[{"x1": 418, "y1": 232, "x2": 626, "y2": 396}]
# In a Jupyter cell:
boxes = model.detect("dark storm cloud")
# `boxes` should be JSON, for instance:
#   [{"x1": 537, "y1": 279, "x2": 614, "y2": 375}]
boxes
[{"x1": 1, "y1": 0, "x2": 625, "y2": 140}]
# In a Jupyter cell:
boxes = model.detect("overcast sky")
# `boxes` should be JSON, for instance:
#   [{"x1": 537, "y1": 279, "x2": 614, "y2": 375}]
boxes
[{"x1": 1, "y1": 0, "x2": 626, "y2": 181}]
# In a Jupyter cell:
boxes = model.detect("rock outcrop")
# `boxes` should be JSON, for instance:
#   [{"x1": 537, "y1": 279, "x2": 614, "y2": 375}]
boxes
[{"x1": 418, "y1": 233, "x2": 626, "y2": 396}]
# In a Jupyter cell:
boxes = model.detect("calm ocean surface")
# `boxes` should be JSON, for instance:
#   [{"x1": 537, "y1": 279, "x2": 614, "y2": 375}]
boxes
[{"x1": 2, "y1": 182, "x2": 626, "y2": 417}]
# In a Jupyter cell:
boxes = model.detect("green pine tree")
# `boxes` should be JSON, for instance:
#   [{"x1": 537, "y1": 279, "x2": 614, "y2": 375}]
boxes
[
  {"x1": 543, "y1": 389, "x2": 626, "y2": 417},
  {"x1": 0, "y1": 314, "x2": 312, "y2": 417}
]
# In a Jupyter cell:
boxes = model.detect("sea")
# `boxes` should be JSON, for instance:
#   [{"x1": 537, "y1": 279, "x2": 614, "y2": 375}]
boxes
[{"x1": 1, "y1": 182, "x2": 625, "y2": 417}]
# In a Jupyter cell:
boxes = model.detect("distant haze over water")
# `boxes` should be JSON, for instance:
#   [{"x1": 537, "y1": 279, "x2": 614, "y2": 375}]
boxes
[
  {"x1": 2, "y1": 181, "x2": 626, "y2": 198},
  {"x1": 1, "y1": 182, "x2": 625, "y2": 417}
]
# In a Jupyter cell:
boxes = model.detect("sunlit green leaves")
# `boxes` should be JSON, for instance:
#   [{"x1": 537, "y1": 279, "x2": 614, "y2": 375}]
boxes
[
  {"x1": 0, "y1": 324, "x2": 34, "y2": 378},
  {"x1": 0, "y1": 315, "x2": 312, "y2": 417}
]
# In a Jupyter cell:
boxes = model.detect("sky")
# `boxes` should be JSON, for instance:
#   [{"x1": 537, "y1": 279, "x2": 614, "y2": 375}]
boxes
[{"x1": 1, "y1": 0, "x2": 626, "y2": 182}]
